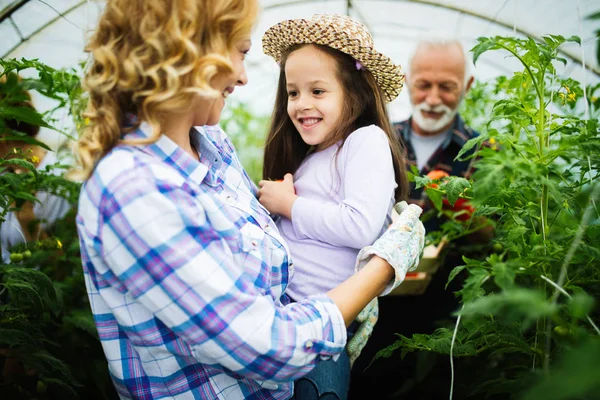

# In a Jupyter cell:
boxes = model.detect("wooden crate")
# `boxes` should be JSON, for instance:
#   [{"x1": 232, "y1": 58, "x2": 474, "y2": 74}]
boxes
[
  {"x1": 389, "y1": 272, "x2": 431, "y2": 296},
  {"x1": 388, "y1": 238, "x2": 448, "y2": 296},
  {"x1": 413, "y1": 238, "x2": 448, "y2": 274}
]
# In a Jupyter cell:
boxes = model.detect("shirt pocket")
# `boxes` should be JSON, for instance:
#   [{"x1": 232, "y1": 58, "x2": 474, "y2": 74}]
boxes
[{"x1": 240, "y1": 221, "x2": 265, "y2": 254}]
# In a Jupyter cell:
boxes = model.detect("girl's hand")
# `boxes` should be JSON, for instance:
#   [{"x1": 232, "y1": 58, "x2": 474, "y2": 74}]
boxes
[{"x1": 257, "y1": 173, "x2": 298, "y2": 219}]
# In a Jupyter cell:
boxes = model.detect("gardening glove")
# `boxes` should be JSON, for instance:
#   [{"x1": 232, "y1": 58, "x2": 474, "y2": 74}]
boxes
[
  {"x1": 346, "y1": 297, "x2": 378, "y2": 367},
  {"x1": 355, "y1": 201, "x2": 425, "y2": 296}
]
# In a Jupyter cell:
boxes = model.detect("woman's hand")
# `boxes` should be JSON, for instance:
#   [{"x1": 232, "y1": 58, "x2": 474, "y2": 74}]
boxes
[
  {"x1": 346, "y1": 298, "x2": 378, "y2": 366},
  {"x1": 257, "y1": 173, "x2": 298, "y2": 219},
  {"x1": 355, "y1": 201, "x2": 425, "y2": 296}
]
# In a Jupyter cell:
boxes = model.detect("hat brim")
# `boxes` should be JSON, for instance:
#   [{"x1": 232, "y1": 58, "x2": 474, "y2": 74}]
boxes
[{"x1": 262, "y1": 18, "x2": 404, "y2": 102}]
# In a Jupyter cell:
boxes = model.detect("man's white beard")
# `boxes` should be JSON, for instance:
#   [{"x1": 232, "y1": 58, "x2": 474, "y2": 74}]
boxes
[{"x1": 411, "y1": 102, "x2": 459, "y2": 134}]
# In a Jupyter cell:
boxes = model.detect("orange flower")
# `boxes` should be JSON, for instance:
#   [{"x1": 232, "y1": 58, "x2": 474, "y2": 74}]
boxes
[{"x1": 426, "y1": 170, "x2": 449, "y2": 189}]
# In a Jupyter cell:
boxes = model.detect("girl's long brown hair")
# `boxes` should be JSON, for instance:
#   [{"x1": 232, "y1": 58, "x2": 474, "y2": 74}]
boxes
[
  {"x1": 262, "y1": 44, "x2": 408, "y2": 202},
  {"x1": 72, "y1": 0, "x2": 258, "y2": 180}
]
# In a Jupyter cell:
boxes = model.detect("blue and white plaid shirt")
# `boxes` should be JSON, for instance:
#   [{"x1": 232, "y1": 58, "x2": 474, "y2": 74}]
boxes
[{"x1": 76, "y1": 122, "x2": 347, "y2": 399}]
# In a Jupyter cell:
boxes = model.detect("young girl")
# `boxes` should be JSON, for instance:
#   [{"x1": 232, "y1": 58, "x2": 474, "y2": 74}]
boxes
[{"x1": 258, "y1": 14, "x2": 409, "y2": 400}]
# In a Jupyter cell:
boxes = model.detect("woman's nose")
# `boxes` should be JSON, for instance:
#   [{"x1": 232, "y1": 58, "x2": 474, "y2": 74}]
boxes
[{"x1": 236, "y1": 65, "x2": 248, "y2": 86}]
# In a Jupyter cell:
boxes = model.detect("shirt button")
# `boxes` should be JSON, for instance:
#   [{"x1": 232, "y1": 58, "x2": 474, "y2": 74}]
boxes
[
  {"x1": 261, "y1": 381, "x2": 279, "y2": 390},
  {"x1": 251, "y1": 240, "x2": 258, "y2": 247}
]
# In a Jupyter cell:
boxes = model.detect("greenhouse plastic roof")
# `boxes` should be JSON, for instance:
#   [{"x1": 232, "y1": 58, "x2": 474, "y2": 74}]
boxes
[{"x1": 1, "y1": 0, "x2": 599, "y2": 145}]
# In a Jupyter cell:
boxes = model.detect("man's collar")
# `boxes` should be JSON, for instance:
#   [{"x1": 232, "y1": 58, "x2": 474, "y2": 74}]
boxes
[{"x1": 396, "y1": 114, "x2": 475, "y2": 147}]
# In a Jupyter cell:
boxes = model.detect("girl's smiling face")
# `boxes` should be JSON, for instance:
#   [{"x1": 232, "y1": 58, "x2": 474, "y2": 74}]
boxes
[{"x1": 285, "y1": 45, "x2": 345, "y2": 150}]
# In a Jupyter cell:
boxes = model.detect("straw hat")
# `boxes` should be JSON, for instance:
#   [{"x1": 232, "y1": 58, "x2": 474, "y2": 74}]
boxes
[{"x1": 262, "y1": 14, "x2": 404, "y2": 102}]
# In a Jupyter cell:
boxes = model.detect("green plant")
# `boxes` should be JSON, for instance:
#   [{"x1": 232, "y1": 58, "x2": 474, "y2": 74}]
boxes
[
  {"x1": 0, "y1": 58, "x2": 115, "y2": 399},
  {"x1": 378, "y1": 35, "x2": 600, "y2": 399},
  {"x1": 220, "y1": 101, "x2": 269, "y2": 184},
  {"x1": 587, "y1": 10, "x2": 600, "y2": 67}
]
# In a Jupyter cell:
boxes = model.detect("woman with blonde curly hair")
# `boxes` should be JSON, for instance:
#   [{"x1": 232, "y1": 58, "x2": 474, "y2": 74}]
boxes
[{"x1": 75, "y1": 1, "x2": 424, "y2": 398}]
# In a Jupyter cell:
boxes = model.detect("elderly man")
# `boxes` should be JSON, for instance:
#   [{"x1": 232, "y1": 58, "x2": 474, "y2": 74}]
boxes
[
  {"x1": 349, "y1": 39, "x2": 481, "y2": 400},
  {"x1": 395, "y1": 39, "x2": 479, "y2": 232}
]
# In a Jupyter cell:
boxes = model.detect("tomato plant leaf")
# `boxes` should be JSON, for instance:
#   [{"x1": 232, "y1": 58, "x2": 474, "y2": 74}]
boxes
[
  {"x1": 446, "y1": 264, "x2": 467, "y2": 289},
  {"x1": 425, "y1": 187, "x2": 443, "y2": 211},
  {"x1": 445, "y1": 177, "x2": 471, "y2": 206},
  {"x1": 567, "y1": 292, "x2": 595, "y2": 320}
]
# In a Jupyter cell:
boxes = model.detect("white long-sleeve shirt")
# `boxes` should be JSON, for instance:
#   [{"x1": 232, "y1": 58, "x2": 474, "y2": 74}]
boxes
[{"x1": 278, "y1": 125, "x2": 397, "y2": 300}]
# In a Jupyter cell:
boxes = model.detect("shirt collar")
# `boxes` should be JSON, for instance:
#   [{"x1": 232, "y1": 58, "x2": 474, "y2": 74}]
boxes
[
  {"x1": 398, "y1": 114, "x2": 475, "y2": 149},
  {"x1": 123, "y1": 121, "x2": 223, "y2": 186}
]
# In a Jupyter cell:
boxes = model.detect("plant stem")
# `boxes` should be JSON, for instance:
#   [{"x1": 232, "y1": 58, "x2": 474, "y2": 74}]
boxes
[
  {"x1": 449, "y1": 310, "x2": 463, "y2": 400},
  {"x1": 540, "y1": 275, "x2": 600, "y2": 335},
  {"x1": 533, "y1": 70, "x2": 554, "y2": 373}
]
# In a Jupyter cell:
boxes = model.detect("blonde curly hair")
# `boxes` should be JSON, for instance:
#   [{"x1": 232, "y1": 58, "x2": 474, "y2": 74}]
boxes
[{"x1": 73, "y1": 0, "x2": 258, "y2": 180}]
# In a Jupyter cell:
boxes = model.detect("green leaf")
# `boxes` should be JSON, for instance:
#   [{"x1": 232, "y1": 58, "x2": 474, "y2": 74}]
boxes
[
  {"x1": 523, "y1": 338, "x2": 600, "y2": 400},
  {"x1": 370, "y1": 337, "x2": 405, "y2": 365},
  {"x1": 445, "y1": 177, "x2": 471, "y2": 206},
  {"x1": 425, "y1": 187, "x2": 443, "y2": 211},
  {"x1": 490, "y1": 332, "x2": 536, "y2": 356},
  {"x1": 446, "y1": 265, "x2": 467, "y2": 289},
  {"x1": 459, "y1": 289, "x2": 556, "y2": 324},
  {"x1": 0, "y1": 105, "x2": 52, "y2": 129},
  {"x1": 13, "y1": 191, "x2": 39, "y2": 203},
  {"x1": 455, "y1": 134, "x2": 486, "y2": 161},
  {"x1": 0, "y1": 328, "x2": 35, "y2": 347},
  {"x1": 472, "y1": 205, "x2": 501, "y2": 217},
  {"x1": 472, "y1": 164, "x2": 505, "y2": 203},
  {"x1": 457, "y1": 268, "x2": 489, "y2": 303},
  {"x1": 413, "y1": 175, "x2": 430, "y2": 189},
  {"x1": 63, "y1": 309, "x2": 98, "y2": 337},
  {"x1": 555, "y1": 57, "x2": 567, "y2": 65},
  {"x1": 564, "y1": 35, "x2": 581, "y2": 45},
  {"x1": 506, "y1": 225, "x2": 528, "y2": 243},
  {"x1": 471, "y1": 37, "x2": 499, "y2": 65},
  {"x1": 19, "y1": 349, "x2": 74, "y2": 381},
  {"x1": 0, "y1": 133, "x2": 51, "y2": 150},
  {"x1": 567, "y1": 292, "x2": 595, "y2": 319},
  {"x1": 0, "y1": 266, "x2": 57, "y2": 311},
  {"x1": 492, "y1": 262, "x2": 516, "y2": 290},
  {"x1": 0, "y1": 157, "x2": 37, "y2": 174},
  {"x1": 371, "y1": 328, "x2": 478, "y2": 365}
]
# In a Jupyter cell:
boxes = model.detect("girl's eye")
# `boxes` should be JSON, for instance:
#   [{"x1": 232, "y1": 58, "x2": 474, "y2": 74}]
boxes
[
  {"x1": 312, "y1": 89, "x2": 324, "y2": 95},
  {"x1": 240, "y1": 49, "x2": 250, "y2": 59},
  {"x1": 288, "y1": 91, "x2": 298, "y2": 98}
]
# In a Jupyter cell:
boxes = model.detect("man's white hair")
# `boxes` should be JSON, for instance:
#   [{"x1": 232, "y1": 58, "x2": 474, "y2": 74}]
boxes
[{"x1": 407, "y1": 37, "x2": 474, "y2": 86}]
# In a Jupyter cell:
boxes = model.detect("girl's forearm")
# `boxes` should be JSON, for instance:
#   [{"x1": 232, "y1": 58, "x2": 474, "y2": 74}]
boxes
[{"x1": 326, "y1": 256, "x2": 393, "y2": 326}]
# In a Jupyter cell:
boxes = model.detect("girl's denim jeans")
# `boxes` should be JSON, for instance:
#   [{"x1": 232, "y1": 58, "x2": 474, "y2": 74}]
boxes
[{"x1": 292, "y1": 322, "x2": 358, "y2": 400}]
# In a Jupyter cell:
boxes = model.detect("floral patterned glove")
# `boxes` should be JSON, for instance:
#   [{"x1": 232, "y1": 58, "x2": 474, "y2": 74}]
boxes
[
  {"x1": 346, "y1": 298, "x2": 378, "y2": 367},
  {"x1": 355, "y1": 201, "x2": 425, "y2": 296}
]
